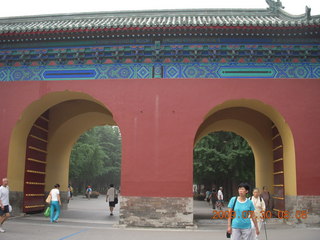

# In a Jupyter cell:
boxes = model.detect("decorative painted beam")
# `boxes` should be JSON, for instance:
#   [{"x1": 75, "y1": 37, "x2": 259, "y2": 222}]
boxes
[{"x1": 1, "y1": 62, "x2": 319, "y2": 81}]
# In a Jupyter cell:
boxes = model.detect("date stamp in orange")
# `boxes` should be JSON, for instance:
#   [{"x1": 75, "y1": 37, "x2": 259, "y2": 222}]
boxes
[
  {"x1": 212, "y1": 210, "x2": 309, "y2": 220},
  {"x1": 276, "y1": 210, "x2": 308, "y2": 220}
]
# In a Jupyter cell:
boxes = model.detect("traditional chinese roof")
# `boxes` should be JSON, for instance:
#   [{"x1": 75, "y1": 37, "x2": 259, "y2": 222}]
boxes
[{"x1": 0, "y1": 0, "x2": 319, "y2": 41}]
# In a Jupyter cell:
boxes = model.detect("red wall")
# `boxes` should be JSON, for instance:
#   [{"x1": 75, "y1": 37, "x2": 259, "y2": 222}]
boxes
[{"x1": 0, "y1": 78, "x2": 319, "y2": 197}]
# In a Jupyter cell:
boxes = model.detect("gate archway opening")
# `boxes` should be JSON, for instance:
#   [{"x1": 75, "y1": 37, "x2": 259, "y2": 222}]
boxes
[
  {"x1": 193, "y1": 131, "x2": 255, "y2": 220},
  {"x1": 193, "y1": 99, "x2": 296, "y2": 219},
  {"x1": 69, "y1": 125, "x2": 122, "y2": 196},
  {"x1": 7, "y1": 91, "x2": 120, "y2": 214}
]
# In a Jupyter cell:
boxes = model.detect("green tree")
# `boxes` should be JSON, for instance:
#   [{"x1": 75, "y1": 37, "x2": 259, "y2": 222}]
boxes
[
  {"x1": 69, "y1": 126, "x2": 122, "y2": 194},
  {"x1": 193, "y1": 131, "x2": 254, "y2": 198}
]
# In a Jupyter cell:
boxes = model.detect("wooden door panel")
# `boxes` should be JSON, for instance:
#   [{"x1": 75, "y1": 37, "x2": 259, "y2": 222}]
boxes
[
  {"x1": 23, "y1": 111, "x2": 49, "y2": 213},
  {"x1": 272, "y1": 125, "x2": 285, "y2": 213}
]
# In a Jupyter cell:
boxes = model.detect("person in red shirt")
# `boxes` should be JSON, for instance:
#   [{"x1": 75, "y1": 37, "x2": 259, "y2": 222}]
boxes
[{"x1": 260, "y1": 186, "x2": 271, "y2": 212}]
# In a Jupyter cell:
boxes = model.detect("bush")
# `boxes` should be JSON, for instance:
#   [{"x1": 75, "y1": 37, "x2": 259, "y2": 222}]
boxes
[{"x1": 90, "y1": 191, "x2": 100, "y2": 198}]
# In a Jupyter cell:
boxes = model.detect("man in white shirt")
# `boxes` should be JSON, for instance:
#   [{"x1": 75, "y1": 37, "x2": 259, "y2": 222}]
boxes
[
  {"x1": 217, "y1": 186, "x2": 224, "y2": 209},
  {"x1": 106, "y1": 184, "x2": 117, "y2": 216},
  {"x1": 0, "y1": 178, "x2": 10, "y2": 233}
]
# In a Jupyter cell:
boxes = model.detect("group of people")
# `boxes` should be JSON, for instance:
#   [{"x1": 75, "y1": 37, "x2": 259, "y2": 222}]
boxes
[
  {"x1": 0, "y1": 177, "x2": 119, "y2": 233},
  {"x1": 1, "y1": 175, "x2": 271, "y2": 239},
  {"x1": 205, "y1": 183, "x2": 271, "y2": 239},
  {"x1": 227, "y1": 183, "x2": 271, "y2": 240},
  {"x1": 205, "y1": 186, "x2": 224, "y2": 210},
  {"x1": 48, "y1": 183, "x2": 119, "y2": 223},
  {"x1": 84, "y1": 184, "x2": 118, "y2": 215}
]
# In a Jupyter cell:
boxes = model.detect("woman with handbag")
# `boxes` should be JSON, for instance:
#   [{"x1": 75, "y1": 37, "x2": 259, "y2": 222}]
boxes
[
  {"x1": 227, "y1": 183, "x2": 260, "y2": 240},
  {"x1": 49, "y1": 184, "x2": 61, "y2": 223},
  {"x1": 106, "y1": 184, "x2": 117, "y2": 216}
]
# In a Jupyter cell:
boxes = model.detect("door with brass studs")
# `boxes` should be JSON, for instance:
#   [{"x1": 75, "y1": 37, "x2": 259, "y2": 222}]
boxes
[
  {"x1": 272, "y1": 124, "x2": 285, "y2": 214},
  {"x1": 23, "y1": 111, "x2": 49, "y2": 213}
]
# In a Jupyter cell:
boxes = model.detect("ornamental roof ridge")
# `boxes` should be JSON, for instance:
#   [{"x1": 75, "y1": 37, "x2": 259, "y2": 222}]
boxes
[
  {"x1": 1, "y1": 7, "x2": 319, "y2": 22},
  {"x1": 266, "y1": 0, "x2": 317, "y2": 21},
  {"x1": 0, "y1": 8, "x2": 278, "y2": 22}
]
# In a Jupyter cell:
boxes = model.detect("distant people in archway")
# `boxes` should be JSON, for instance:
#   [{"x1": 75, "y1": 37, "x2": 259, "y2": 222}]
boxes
[
  {"x1": 205, "y1": 189, "x2": 212, "y2": 206},
  {"x1": 260, "y1": 186, "x2": 271, "y2": 212},
  {"x1": 49, "y1": 184, "x2": 61, "y2": 223},
  {"x1": 0, "y1": 178, "x2": 11, "y2": 233},
  {"x1": 250, "y1": 188, "x2": 266, "y2": 240},
  {"x1": 86, "y1": 186, "x2": 92, "y2": 200},
  {"x1": 217, "y1": 186, "x2": 224, "y2": 210},
  {"x1": 227, "y1": 183, "x2": 259, "y2": 240},
  {"x1": 67, "y1": 184, "x2": 73, "y2": 202},
  {"x1": 106, "y1": 184, "x2": 118, "y2": 216},
  {"x1": 210, "y1": 188, "x2": 217, "y2": 209}
]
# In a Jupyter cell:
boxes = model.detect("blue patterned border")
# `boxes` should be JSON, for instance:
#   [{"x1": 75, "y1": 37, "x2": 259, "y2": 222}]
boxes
[{"x1": 0, "y1": 62, "x2": 319, "y2": 81}]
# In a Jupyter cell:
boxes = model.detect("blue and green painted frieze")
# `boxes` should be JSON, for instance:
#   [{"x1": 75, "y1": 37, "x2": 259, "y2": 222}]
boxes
[{"x1": 1, "y1": 62, "x2": 319, "y2": 81}]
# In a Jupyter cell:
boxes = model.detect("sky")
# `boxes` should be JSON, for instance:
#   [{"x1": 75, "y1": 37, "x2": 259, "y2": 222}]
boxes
[{"x1": 0, "y1": 0, "x2": 319, "y2": 18}]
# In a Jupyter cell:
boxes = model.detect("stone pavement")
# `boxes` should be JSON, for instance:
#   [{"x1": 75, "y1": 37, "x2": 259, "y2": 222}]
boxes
[{"x1": 1, "y1": 196, "x2": 319, "y2": 240}]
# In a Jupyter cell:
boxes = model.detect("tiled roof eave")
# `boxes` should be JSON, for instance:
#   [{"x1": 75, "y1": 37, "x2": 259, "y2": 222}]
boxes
[
  {"x1": 0, "y1": 24, "x2": 319, "y2": 37},
  {"x1": 1, "y1": 22, "x2": 319, "y2": 34}
]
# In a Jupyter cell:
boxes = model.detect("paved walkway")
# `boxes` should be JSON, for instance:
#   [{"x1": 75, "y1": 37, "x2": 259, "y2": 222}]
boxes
[{"x1": 1, "y1": 196, "x2": 319, "y2": 240}]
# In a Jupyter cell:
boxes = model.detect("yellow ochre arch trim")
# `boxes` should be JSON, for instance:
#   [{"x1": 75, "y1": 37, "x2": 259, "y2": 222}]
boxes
[{"x1": 7, "y1": 91, "x2": 116, "y2": 192}]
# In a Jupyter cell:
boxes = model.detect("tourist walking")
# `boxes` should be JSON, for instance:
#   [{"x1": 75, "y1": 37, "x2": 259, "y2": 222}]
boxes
[
  {"x1": 106, "y1": 184, "x2": 117, "y2": 216},
  {"x1": 217, "y1": 186, "x2": 224, "y2": 209},
  {"x1": 86, "y1": 186, "x2": 92, "y2": 200},
  {"x1": 227, "y1": 183, "x2": 260, "y2": 240},
  {"x1": 67, "y1": 184, "x2": 73, "y2": 202},
  {"x1": 260, "y1": 186, "x2": 271, "y2": 212},
  {"x1": 205, "y1": 189, "x2": 211, "y2": 206},
  {"x1": 0, "y1": 178, "x2": 10, "y2": 233},
  {"x1": 68, "y1": 184, "x2": 73, "y2": 201},
  {"x1": 49, "y1": 184, "x2": 61, "y2": 223},
  {"x1": 250, "y1": 188, "x2": 266, "y2": 240},
  {"x1": 210, "y1": 188, "x2": 217, "y2": 209}
]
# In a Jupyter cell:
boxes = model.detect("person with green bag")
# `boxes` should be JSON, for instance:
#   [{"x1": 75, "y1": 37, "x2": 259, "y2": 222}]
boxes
[
  {"x1": 44, "y1": 189, "x2": 52, "y2": 217},
  {"x1": 49, "y1": 184, "x2": 61, "y2": 223},
  {"x1": 44, "y1": 206, "x2": 50, "y2": 217}
]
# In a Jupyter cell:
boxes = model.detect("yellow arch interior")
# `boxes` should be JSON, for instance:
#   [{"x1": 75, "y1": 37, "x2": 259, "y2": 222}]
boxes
[
  {"x1": 7, "y1": 91, "x2": 116, "y2": 192},
  {"x1": 195, "y1": 99, "x2": 296, "y2": 196}
]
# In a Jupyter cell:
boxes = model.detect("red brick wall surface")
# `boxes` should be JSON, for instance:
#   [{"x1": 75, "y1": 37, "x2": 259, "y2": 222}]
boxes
[{"x1": 0, "y1": 78, "x2": 319, "y2": 196}]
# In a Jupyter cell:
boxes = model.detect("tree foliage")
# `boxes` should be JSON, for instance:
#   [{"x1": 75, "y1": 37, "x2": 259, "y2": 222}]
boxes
[
  {"x1": 69, "y1": 126, "x2": 121, "y2": 194},
  {"x1": 193, "y1": 131, "x2": 255, "y2": 195}
]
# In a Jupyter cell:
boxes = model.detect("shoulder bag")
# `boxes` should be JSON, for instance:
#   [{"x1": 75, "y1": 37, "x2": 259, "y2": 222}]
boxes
[
  {"x1": 45, "y1": 191, "x2": 52, "y2": 204},
  {"x1": 226, "y1": 196, "x2": 237, "y2": 238},
  {"x1": 114, "y1": 188, "x2": 118, "y2": 204}
]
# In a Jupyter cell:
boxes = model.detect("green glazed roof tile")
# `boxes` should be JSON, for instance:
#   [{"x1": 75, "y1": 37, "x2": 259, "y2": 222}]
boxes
[{"x1": 0, "y1": 1, "x2": 319, "y2": 34}]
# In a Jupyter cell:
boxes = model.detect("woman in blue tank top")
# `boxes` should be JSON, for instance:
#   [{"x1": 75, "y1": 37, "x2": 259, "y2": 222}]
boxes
[{"x1": 227, "y1": 183, "x2": 260, "y2": 239}]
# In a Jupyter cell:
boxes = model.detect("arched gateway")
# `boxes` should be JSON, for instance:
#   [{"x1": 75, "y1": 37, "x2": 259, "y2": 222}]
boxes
[{"x1": 0, "y1": 0, "x2": 319, "y2": 227}]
